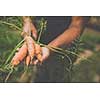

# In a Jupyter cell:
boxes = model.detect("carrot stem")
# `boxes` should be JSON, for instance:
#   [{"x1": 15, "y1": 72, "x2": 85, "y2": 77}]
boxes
[
  {"x1": 41, "y1": 44, "x2": 73, "y2": 66},
  {"x1": 37, "y1": 21, "x2": 46, "y2": 43},
  {"x1": 40, "y1": 43, "x2": 91, "y2": 62},
  {"x1": 0, "y1": 20, "x2": 22, "y2": 31},
  {"x1": 4, "y1": 67, "x2": 14, "y2": 83},
  {"x1": 0, "y1": 68, "x2": 7, "y2": 73},
  {"x1": 4, "y1": 39, "x2": 24, "y2": 65}
]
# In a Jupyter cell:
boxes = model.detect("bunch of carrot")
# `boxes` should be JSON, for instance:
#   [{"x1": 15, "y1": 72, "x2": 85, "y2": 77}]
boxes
[{"x1": 11, "y1": 36, "x2": 42, "y2": 67}]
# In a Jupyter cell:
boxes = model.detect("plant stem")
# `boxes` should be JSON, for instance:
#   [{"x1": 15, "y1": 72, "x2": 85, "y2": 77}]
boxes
[
  {"x1": 37, "y1": 22, "x2": 44, "y2": 43},
  {"x1": 4, "y1": 39, "x2": 24, "y2": 65},
  {"x1": 0, "y1": 68, "x2": 7, "y2": 73},
  {"x1": 4, "y1": 67, "x2": 14, "y2": 83},
  {"x1": 40, "y1": 43, "x2": 91, "y2": 62},
  {"x1": 40, "y1": 43, "x2": 73, "y2": 65},
  {"x1": 0, "y1": 20, "x2": 22, "y2": 31}
]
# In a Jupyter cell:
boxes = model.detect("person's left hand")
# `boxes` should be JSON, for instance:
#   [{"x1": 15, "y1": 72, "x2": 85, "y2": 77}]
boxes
[{"x1": 33, "y1": 47, "x2": 50, "y2": 65}]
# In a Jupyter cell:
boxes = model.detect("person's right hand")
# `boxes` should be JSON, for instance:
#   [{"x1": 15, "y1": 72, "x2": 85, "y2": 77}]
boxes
[{"x1": 22, "y1": 17, "x2": 37, "y2": 39}]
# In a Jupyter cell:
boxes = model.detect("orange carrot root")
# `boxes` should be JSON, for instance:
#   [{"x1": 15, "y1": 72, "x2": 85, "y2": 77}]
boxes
[
  {"x1": 11, "y1": 43, "x2": 28, "y2": 66},
  {"x1": 36, "y1": 54, "x2": 42, "y2": 62},
  {"x1": 34, "y1": 43, "x2": 42, "y2": 62},
  {"x1": 25, "y1": 36, "x2": 35, "y2": 60},
  {"x1": 11, "y1": 36, "x2": 43, "y2": 66},
  {"x1": 25, "y1": 55, "x2": 31, "y2": 66},
  {"x1": 35, "y1": 43, "x2": 42, "y2": 54}
]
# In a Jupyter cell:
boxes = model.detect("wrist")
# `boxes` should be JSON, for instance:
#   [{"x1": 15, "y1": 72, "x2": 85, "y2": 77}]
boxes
[
  {"x1": 23, "y1": 16, "x2": 32, "y2": 24},
  {"x1": 48, "y1": 40, "x2": 60, "y2": 48},
  {"x1": 47, "y1": 44, "x2": 54, "y2": 55}
]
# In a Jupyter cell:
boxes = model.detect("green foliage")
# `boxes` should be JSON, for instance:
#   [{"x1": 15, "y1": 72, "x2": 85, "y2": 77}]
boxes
[
  {"x1": 71, "y1": 28, "x2": 100, "y2": 82},
  {"x1": 72, "y1": 51, "x2": 100, "y2": 82},
  {"x1": 0, "y1": 16, "x2": 23, "y2": 28},
  {"x1": 81, "y1": 31, "x2": 100, "y2": 51}
]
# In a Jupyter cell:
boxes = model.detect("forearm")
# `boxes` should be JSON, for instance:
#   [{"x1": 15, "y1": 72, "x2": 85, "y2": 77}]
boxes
[
  {"x1": 48, "y1": 27, "x2": 82, "y2": 47},
  {"x1": 22, "y1": 16, "x2": 32, "y2": 23},
  {"x1": 48, "y1": 16, "x2": 85, "y2": 47}
]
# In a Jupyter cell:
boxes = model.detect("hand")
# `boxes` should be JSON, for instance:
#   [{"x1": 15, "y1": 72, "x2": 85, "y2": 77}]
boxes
[
  {"x1": 33, "y1": 47, "x2": 50, "y2": 65},
  {"x1": 22, "y1": 18, "x2": 37, "y2": 39}
]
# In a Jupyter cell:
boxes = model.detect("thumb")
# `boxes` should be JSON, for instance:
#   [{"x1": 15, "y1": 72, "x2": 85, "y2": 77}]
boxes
[
  {"x1": 41, "y1": 47, "x2": 50, "y2": 61},
  {"x1": 31, "y1": 24, "x2": 37, "y2": 39},
  {"x1": 31, "y1": 29, "x2": 37, "y2": 39}
]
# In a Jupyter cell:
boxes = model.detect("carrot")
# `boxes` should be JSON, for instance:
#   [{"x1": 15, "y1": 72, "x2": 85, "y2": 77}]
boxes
[
  {"x1": 11, "y1": 43, "x2": 28, "y2": 66},
  {"x1": 35, "y1": 43, "x2": 42, "y2": 54},
  {"x1": 25, "y1": 36, "x2": 35, "y2": 60},
  {"x1": 35, "y1": 43, "x2": 42, "y2": 62},
  {"x1": 36, "y1": 54, "x2": 42, "y2": 62},
  {"x1": 25, "y1": 55, "x2": 31, "y2": 66}
]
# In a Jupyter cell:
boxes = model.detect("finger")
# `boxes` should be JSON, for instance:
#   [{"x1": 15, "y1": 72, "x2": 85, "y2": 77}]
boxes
[
  {"x1": 41, "y1": 55, "x2": 47, "y2": 61},
  {"x1": 21, "y1": 31, "x2": 29, "y2": 38},
  {"x1": 41, "y1": 47, "x2": 50, "y2": 61},
  {"x1": 33, "y1": 60, "x2": 39, "y2": 65},
  {"x1": 21, "y1": 31, "x2": 25, "y2": 37}
]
